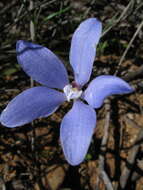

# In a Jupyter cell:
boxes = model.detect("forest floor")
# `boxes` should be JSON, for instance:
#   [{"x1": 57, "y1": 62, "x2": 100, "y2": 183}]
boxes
[{"x1": 0, "y1": 0, "x2": 143, "y2": 189}]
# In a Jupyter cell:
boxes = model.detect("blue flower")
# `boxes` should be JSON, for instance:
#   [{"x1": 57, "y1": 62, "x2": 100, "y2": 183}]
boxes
[{"x1": 0, "y1": 18, "x2": 134, "y2": 165}]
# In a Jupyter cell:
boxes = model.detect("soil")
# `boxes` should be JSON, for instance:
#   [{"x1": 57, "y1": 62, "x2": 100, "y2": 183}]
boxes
[{"x1": 0, "y1": 0, "x2": 143, "y2": 189}]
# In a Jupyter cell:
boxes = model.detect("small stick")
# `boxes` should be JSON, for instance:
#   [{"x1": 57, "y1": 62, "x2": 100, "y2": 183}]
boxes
[
  {"x1": 102, "y1": 0, "x2": 134, "y2": 37},
  {"x1": 30, "y1": 0, "x2": 35, "y2": 42},
  {"x1": 0, "y1": 177, "x2": 6, "y2": 190},
  {"x1": 29, "y1": 0, "x2": 35, "y2": 152},
  {"x1": 114, "y1": 19, "x2": 143, "y2": 76},
  {"x1": 120, "y1": 121, "x2": 143, "y2": 189},
  {"x1": 122, "y1": 65, "x2": 143, "y2": 82},
  {"x1": 0, "y1": 0, "x2": 57, "y2": 32},
  {"x1": 99, "y1": 99, "x2": 113, "y2": 190},
  {"x1": 29, "y1": 0, "x2": 34, "y2": 90}
]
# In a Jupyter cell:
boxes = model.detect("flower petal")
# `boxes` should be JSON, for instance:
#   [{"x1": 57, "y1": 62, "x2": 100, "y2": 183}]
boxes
[
  {"x1": 69, "y1": 18, "x2": 102, "y2": 86},
  {"x1": 16, "y1": 40, "x2": 69, "y2": 89},
  {"x1": 60, "y1": 100, "x2": 96, "y2": 165},
  {"x1": 84, "y1": 75, "x2": 134, "y2": 108},
  {"x1": 0, "y1": 87, "x2": 66, "y2": 128}
]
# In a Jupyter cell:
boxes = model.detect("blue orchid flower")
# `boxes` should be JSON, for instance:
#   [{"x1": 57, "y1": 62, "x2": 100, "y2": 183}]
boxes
[{"x1": 0, "y1": 18, "x2": 134, "y2": 166}]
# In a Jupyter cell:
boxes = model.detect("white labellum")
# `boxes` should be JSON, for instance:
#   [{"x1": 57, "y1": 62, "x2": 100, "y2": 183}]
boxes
[{"x1": 63, "y1": 84, "x2": 82, "y2": 102}]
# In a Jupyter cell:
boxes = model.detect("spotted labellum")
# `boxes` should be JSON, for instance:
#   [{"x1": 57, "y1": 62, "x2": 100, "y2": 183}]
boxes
[{"x1": 0, "y1": 18, "x2": 134, "y2": 165}]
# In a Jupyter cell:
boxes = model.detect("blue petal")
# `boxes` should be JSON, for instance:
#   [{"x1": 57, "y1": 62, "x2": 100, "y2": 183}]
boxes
[
  {"x1": 0, "y1": 87, "x2": 66, "y2": 128},
  {"x1": 84, "y1": 75, "x2": 134, "y2": 108},
  {"x1": 69, "y1": 18, "x2": 102, "y2": 86},
  {"x1": 60, "y1": 100, "x2": 96, "y2": 166},
  {"x1": 16, "y1": 40, "x2": 69, "y2": 89}
]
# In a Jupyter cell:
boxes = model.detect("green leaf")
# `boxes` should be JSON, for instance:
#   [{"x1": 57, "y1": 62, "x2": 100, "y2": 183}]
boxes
[
  {"x1": 44, "y1": 6, "x2": 70, "y2": 21},
  {"x1": 3, "y1": 67, "x2": 18, "y2": 76},
  {"x1": 85, "y1": 153, "x2": 92, "y2": 161}
]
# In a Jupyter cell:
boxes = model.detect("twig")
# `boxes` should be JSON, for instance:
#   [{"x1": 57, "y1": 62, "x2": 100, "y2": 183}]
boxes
[
  {"x1": 120, "y1": 122, "x2": 143, "y2": 189},
  {"x1": 114, "y1": 19, "x2": 143, "y2": 75},
  {"x1": 17, "y1": 1, "x2": 25, "y2": 18},
  {"x1": 102, "y1": 0, "x2": 134, "y2": 37},
  {"x1": 0, "y1": 0, "x2": 57, "y2": 32},
  {"x1": 99, "y1": 99, "x2": 113, "y2": 190},
  {"x1": 29, "y1": 0, "x2": 35, "y2": 152},
  {"x1": 0, "y1": 0, "x2": 18, "y2": 15},
  {"x1": 0, "y1": 177, "x2": 6, "y2": 190},
  {"x1": 122, "y1": 65, "x2": 143, "y2": 82},
  {"x1": 30, "y1": 1, "x2": 35, "y2": 42}
]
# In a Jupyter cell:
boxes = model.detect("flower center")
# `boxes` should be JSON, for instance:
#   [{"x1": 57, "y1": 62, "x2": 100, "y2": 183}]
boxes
[{"x1": 63, "y1": 82, "x2": 82, "y2": 102}]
